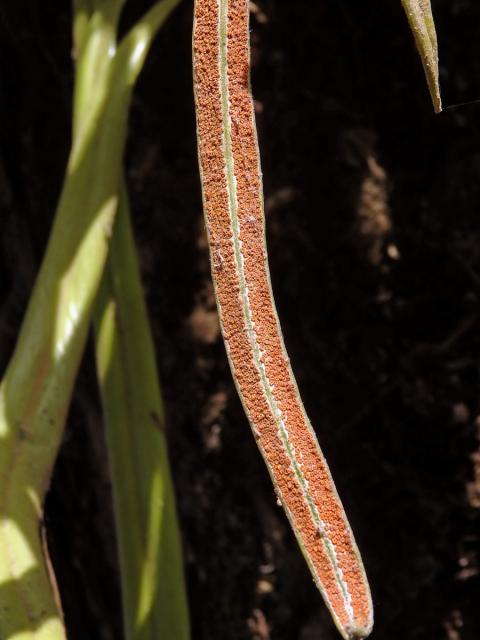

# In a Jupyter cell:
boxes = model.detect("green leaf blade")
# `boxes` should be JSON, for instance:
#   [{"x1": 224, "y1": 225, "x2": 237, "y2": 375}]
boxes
[
  {"x1": 401, "y1": 0, "x2": 442, "y2": 113},
  {"x1": 94, "y1": 186, "x2": 190, "y2": 640}
]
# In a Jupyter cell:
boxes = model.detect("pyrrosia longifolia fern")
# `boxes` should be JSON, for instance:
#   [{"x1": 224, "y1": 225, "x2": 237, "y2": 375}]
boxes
[
  {"x1": 94, "y1": 183, "x2": 190, "y2": 640},
  {"x1": 0, "y1": 1, "x2": 443, "y2": 638},
  {"x1": 401, "y1": 0, "x2": 442, "y2": 112},
  {"x1": 193, "y1": 1, "x2": 373, "y2": 638},
  {"x1": 0, "y1": 1, "x2": 187, "y2": 638}
]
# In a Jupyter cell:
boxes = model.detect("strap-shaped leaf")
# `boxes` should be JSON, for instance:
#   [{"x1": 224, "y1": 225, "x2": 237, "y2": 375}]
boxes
[
  {"x1": 0, "y1": 3, "x2": 181, "y2": 638},
  {"x1": 401, "y1": 0, "x2": 442, "y2": 112},
  {"x1": 94, "y1": 183, "x2": 190, "y2": 640},
  {"x1": 193, "y1": 1, "x2": 373, "y2": 637}
]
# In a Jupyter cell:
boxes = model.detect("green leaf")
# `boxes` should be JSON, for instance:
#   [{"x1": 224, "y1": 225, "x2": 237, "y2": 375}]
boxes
[
  {"x1": 401, "y1": 0, "x2": 442, "y2": 113},
  {"x1": 0, "y1": 2, "x2": 183, "y2": 637},
  {"x1": 94, "y1": 184, "x2": 190, "y2": 640}
]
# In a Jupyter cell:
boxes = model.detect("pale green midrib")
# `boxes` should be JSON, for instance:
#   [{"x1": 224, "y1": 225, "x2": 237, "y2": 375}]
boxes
[
  {"x1": 217, "y1": 0, "x2": 353, "y2": 620},
  {"x1": 417, "y1": 1, "x2": 437, "y2": 53}
]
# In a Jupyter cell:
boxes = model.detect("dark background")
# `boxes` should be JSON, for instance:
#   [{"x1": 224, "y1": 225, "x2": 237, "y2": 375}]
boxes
[{"x1": 1, "y1": 0, "x2": 480, "y2": 638}]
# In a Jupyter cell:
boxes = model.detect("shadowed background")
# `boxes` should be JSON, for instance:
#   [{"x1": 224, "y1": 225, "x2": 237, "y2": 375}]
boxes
[{"x1": 1, "y1": 0, "x2": 480, "y2": 638}]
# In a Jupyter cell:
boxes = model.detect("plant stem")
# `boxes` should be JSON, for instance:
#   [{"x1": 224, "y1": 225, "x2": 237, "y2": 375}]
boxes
[
  {"x1": 94, "y1": 183, "x2": 190, "y2": 640},
  {"x1": 0, "y1": 1, "x2": 179, "y2": 637}
]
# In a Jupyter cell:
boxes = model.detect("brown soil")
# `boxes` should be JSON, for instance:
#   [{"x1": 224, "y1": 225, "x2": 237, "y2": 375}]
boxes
[{"x1": 1, "y1": 1, "x2": 480, "y2": 639}]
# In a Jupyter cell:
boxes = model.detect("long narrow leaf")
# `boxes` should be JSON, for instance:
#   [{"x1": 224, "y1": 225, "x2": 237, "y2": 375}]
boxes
[
  {"x1": 0, "y1": 2, "x2": 180, "y2": 636},
  {"x1": 401, "y1": 0, "x2": 442, "y2": 112},
  {"x1": 0, "y1": 12, "x2": 122, "y2": 637},
  {"x1": 94, "y1": 184, "x2": 190, "y2": 640},
  {"x1": 193, "y1": 1, "x2": 373, "y2": 637}
]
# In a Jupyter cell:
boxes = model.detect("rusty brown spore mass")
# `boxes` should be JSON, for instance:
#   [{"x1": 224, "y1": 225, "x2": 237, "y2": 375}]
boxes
[{"x1": 193, "y1": 1, "x2": 372, "y2": 637}]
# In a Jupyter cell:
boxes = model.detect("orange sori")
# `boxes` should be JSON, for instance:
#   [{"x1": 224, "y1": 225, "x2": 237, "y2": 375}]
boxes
[{"x1": 193, "y1": 1, "x2": 373, "y2": 637}]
